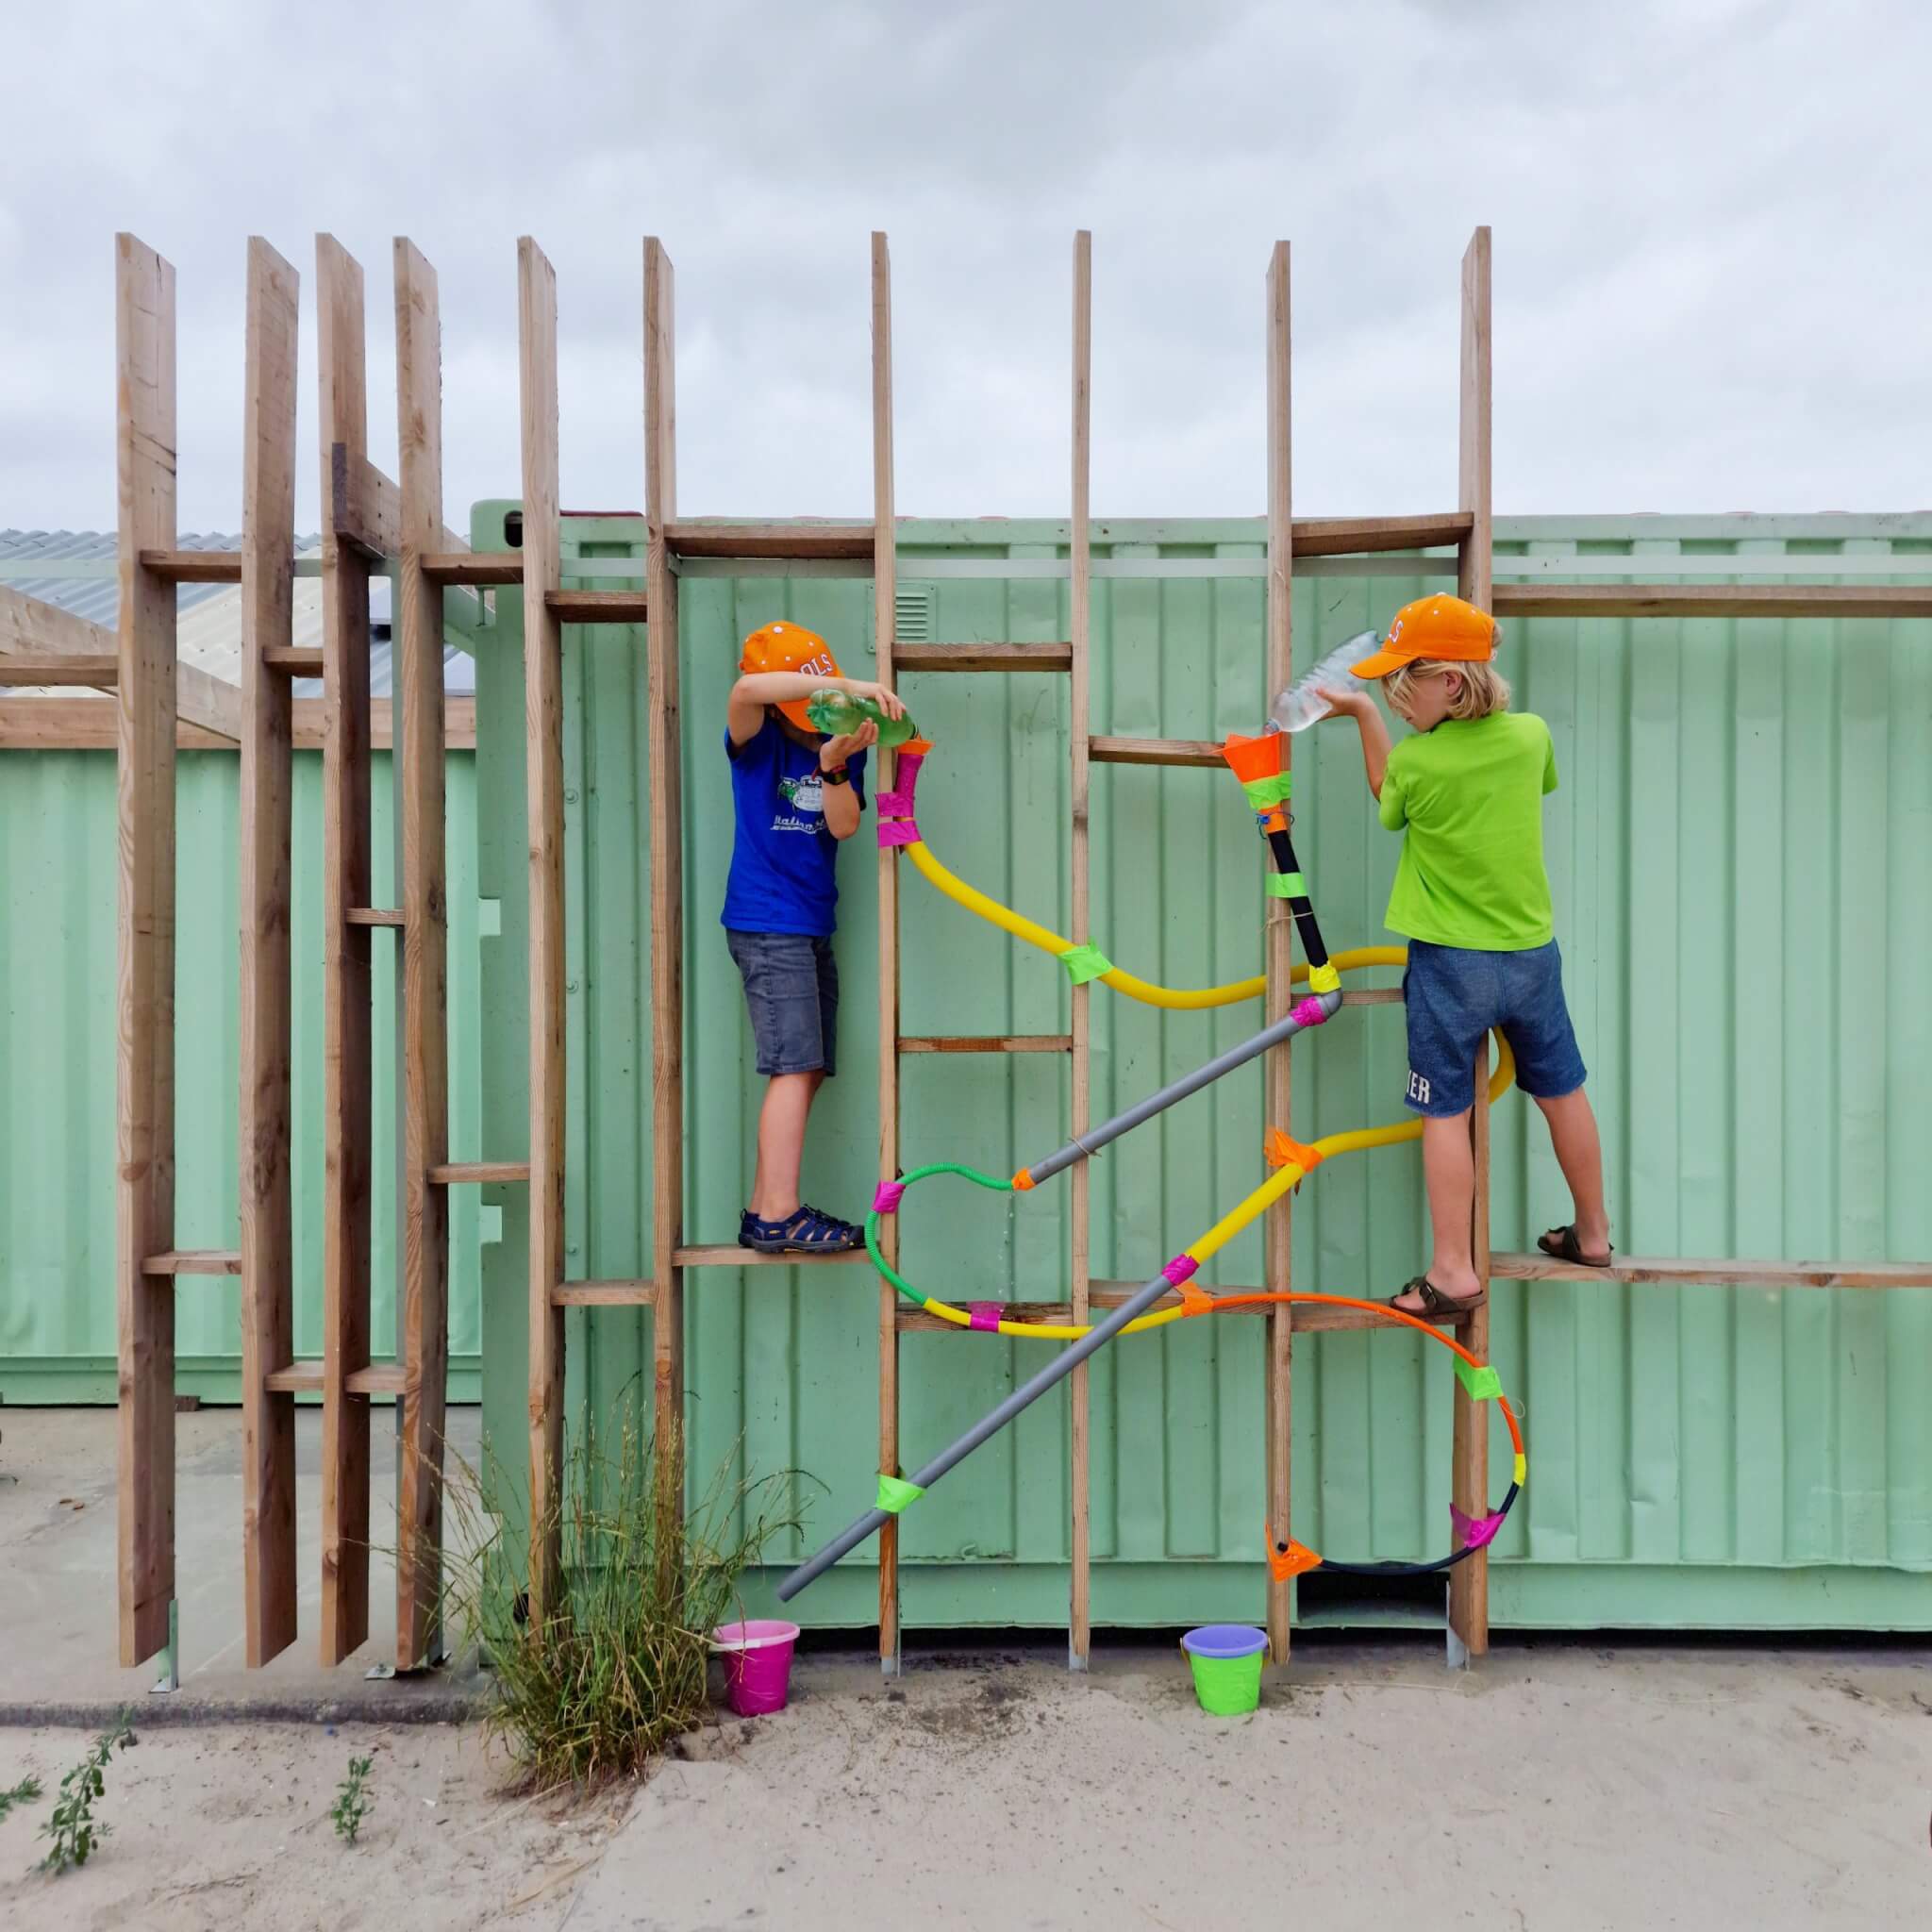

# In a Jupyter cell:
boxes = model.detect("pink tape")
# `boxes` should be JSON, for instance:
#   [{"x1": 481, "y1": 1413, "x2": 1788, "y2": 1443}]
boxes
[
  {"x1": 877, "y1": 820, "x2": 921, "y2": 848},
  {"x1": 968, "y1": 1302, "x2": 1004, "y2": 1331},
  {"x1": 1161, "y1": 1254, "x2": 1199, "y2": 1287},
  {"x1": 895, "y1": 751, "x2": 926, "y2": 802},
  {"x1": 872, "y1": 1181, "x2": 906, "y2": 1215},
  {"x1": 874, "y1": 791, "x2": 914, "y2": 815},
  {"x1": 1291, "y1": 994, "x2": 1330, "y2": 1029},
  {"x1": 1450, "y1": 1504, "x2": 1505, "y2": 1551}
]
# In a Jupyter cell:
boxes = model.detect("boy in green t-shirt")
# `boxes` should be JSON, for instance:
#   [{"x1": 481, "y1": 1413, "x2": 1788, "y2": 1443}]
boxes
[{"x1": 1318, "y1": 593, "x2": 1610, "y2": 1315}]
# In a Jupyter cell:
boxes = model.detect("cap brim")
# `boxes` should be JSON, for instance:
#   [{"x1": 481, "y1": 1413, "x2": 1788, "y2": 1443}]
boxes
[
  {"x1": 776, "y1": 699, "x2": 820, "y2": 732},
  {"x1": 1349, "y1": 649, "x2": 1407, "y2": 679}
]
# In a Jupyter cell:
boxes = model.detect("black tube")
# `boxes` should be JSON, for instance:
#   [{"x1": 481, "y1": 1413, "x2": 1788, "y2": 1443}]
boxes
[{"x1": 1265, "y1": 824, "x2": 1329, "y2": 970}]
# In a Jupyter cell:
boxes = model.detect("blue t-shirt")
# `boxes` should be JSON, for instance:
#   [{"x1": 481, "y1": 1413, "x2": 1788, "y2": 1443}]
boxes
[{"x1": 720, "y1": 716, "x2": 868, "y2": 937}]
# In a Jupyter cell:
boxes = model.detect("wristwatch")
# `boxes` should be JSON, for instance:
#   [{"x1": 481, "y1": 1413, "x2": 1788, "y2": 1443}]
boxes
[{"x1": 821, "y1": 763, "x2": 850, "y2": 787}]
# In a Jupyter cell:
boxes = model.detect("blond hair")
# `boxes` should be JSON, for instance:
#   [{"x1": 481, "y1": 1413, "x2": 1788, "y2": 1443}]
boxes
[{"x1": 1385, "y1": 655, "x2": 1511, "y2": 721}]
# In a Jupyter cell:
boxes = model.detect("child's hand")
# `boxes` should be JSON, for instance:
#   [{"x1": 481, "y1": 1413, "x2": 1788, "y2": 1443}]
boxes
[
  {"x1": 1313, "y1": 683, "x2": 1372, "y2": 720},
  {"x1": 821, "y1": 721, "x2": 877, "y2": 768},
  {"x1": 841, "y1": 678, "x2": 906, "y2": 721}
]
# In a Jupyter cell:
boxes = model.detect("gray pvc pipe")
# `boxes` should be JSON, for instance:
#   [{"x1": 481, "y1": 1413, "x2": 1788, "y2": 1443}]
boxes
[
  {"x1": 1026, "y1": 985, "x2": 1341, "y2": 1184},
  {"x1": 776, "y1": 1268, "x2": 1176, "y2": 1603}
]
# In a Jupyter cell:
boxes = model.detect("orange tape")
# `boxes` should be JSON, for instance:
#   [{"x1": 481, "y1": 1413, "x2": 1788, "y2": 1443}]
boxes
[
  {"x1": 1265, "y1": 1530, "x2": 1322, "y2": 1582},
  {"x1": 1177, "y1": 1285, "x2": 1216, "y2": 1318},
  {"x1": 1264, "y1": 1129, "x2": 1325, "y2": 1174},
  {"x1": 1010, "y1": 1169, "x2": 1035, "y2": 1191}
]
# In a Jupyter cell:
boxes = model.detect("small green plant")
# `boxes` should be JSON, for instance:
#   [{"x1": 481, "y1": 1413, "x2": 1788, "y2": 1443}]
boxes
[
  {"x1": 441, "y1": 1399, "x2": 811, "y2": 1790},
  {"x1": 330, "y1": 1755, "x2": 375, "y2": 1844},
  {"x1": 38, "y1": 1715, "x2": 135, "y2": 1874},
  {"x1": 0, "y1": 1776, "x2": 42, "y2": 1824}
]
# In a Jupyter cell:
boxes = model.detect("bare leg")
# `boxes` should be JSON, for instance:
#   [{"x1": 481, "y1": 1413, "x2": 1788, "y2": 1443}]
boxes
[
  {"x1": 1532, "y1": 1086, "x2": 1610, "y2": 1257},
  {"x1": 1393, "y1": 1110, "x2": 1483, "y2": 1311},
  {"x1": 748, "y1": 1071, "x2": 825, "y2": 1221}
]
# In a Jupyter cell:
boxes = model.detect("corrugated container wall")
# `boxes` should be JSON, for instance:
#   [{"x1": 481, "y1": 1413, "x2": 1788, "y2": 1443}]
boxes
[
  {"x1": 470, "y1": 510, "x2": 1932, "y2": 1632},
  {"x1": 0, "y1": 752, "x2": 487, "y2": 1401}
]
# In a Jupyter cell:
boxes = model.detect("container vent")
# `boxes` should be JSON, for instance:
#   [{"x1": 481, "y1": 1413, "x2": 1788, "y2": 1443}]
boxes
[{"x1": 893, "y1": 588, "x2": 934, "y2": 643}]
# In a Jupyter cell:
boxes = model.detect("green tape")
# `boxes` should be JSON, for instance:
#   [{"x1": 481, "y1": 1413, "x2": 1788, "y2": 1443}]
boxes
[
  {"x1": 1240, "y1": 772, "x2": 1293, "y2": 811},
  {"x1": 1453, "y1": 1355, "x2": 1502, "y2": 1402},
  {"x1": 1058, "y1": 941, "x2": 1114, "y2": 986},
  {"x1": 1265, "y1": 872, "x2": 1307, "y2": 898},
  {"x1": 876, "y1": 1474, "x2": 924, "y2": 1514}
]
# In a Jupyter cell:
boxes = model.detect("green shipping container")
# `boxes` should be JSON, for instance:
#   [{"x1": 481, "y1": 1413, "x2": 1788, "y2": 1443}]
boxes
[{"x1": 487, "y1": 507, "x2": 1923, "y2": 1632}]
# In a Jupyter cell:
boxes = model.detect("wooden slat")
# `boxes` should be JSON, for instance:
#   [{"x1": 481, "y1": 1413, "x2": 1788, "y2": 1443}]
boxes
[
  {"x1": 116, "y1": 233, "x2": 179, "y2": 1671},
  {"x1": 423, "y1": 550, "x2": 522, "y2": 585},
  {"x1": 553, "y1": 1281, "x2": 655, "y2": 1307},
  {"x1": 644, "y1": 236, "x2": 687, "y2": 1588},
  {"x1": 871, "y1": 231, "x2": 902, "y2": 1679},
  {"x1": 261, "y1": 646, "x2": 325, "y2": 675},
  {"x1": 143, "y1": 1249, "x2": 242, "y2": 1275},
  {"x1": 897, "y1": 1287, "x2": 1471, "y2": 1334},
  {"x1": 140, "y1": 547, "x2": 242, "y2": 584},
  {"x1": 892, "y1": 642, "x2": 1071, "y2": 672},
  {"x1": 427, "y1": 1160, "x2": 530, "y2": 1184},
  {"x1": 898, "y1": 1034, "x2": 1072, "y2": 1054},
  {"x1": 522, "y1": 237, "x2": 568, "y2": 1636},
  {"x1": 547, "y1": 588, "x2": 649, "y2": 623},
  {"x1": 0, "y1": 656, "x2": 120, "y2": 686},
  {"x1": 673, "y1": 1243, "x2": 871, "y2": 1268},
  {"x1": 0, "y1": 691, "x2": 468, "y2": 751},
  {"x1": 1451, "y1": 1037, "x2": 1492, "y2": 1659},
  {"x1": 329, "y1": 441, "x2": 398, "y2": 558},
  {"x1": 665, "y1": 519, "x2": 874, "y2": 559},
  {"x1": 345, "y1": 907, "x2": 403, "y2": 926},
  {"x1": 265, "y1": 1364, "x2": 325, "y2": 1394},
  {"x1": 1341, "y1": 987, "x2": 1405, "y2": 1006},
  {"x1": 1457, "y1": 226, "x2": 1493, "y2": 611},
  {"x1": 239, "y1": 235, "x2": 301, "y2": 1670},
  {"x1": 1262, "y1": 238, "x2": 1294, "y2": 1667},
  {"x1": 1491, "y1": 582, "x2": 1932, "y2": 620},
  {"x1": 1089, "y1": 735, "x2": 1223, "y2": 769},
  {"x1": 393, "y1": 237, "x2": 451, "y2": 1672},
  {"x1": 1291, "y1": 511, "x2": 1474, "y2": 557},
  {"x1": 1, "y1": 585, "x2": 118, "y2": 658},
  {"x1": 347, "y1": 1364, "x2": 407, "y2": 1396},
  {"x1": 1491, "y1": 1253, "x2": 1932, "y2": 1289},
  {"x1": 1068, "y1": 227, "x2": 1093, "y2": 1674}
]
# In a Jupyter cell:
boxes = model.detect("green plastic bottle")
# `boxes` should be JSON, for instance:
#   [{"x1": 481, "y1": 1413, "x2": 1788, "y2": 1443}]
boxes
[{"x1": 804, "y1": 688, "x2": 921, "y2": 747}]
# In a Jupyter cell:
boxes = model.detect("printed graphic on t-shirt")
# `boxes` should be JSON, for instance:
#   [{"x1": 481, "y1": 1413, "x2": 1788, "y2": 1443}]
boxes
[{"x1": 773, "y1": 771, "x2": 825, "y2": 833}]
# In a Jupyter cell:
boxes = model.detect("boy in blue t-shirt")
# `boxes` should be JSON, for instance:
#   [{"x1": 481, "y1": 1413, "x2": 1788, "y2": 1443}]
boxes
[{"x1": 724, "y1": 620, "x2": 904, "y2": 1252}]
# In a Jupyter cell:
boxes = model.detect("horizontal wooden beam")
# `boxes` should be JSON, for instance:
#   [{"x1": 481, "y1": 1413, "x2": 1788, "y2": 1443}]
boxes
[
  {"x1": 264, "y1": 1361, "x2": 414, "y2": 1395},
  {"x1": 1491, "y1": 1252, "x2": 1932, "y2": 1290},
  {"x1": 426, "y1": 1161, "x2": 531, "y2": 1185},
  {"x1": 894, "y1": 642, "x2": 1072, "y2": 673},
  {"x1": 143, "y1": 1250, "x2": 242, "y2": 1276},
  {"x1": 548, "y1": 588, "x2": 650, "y2": 623},
  {"x1": 0, "y1": 656, "x2": 119, "y2": 687},
  {"x1": 1291, "y1": 511, "x2": 1473, "y2": 557},
  {"x1": 899, "y1": 1034, "x2": 1073, "y2": 1054},
  {"x1": 140, "y1": 548, "x2": 243, "y2": 584},
  {"x1": 423, "y1": 551, "x2": 522, "y2": 586},
  {"x1": 1341, "y1": 987, "x2": 1404, "y2": 1006},
  {"x1": 898, "y1": 1282, "x2": 1472, "y2": 1334},
  {"x1": 263, "y1": 1364, "x2": 325, "y2": 1394},
  {"x1": 261, "y1": 646, "x2": 325, "y2": 675},
  {"x1": 667, "y1": 520, "x2": 875, "y2": 560},
  {"x1": 674, "y1": 1243, "x2": 872, "y2": 1268},
  {"x1": 1089, "y1": 735, "x2": 1224, "y2": 768},
  {"x1": 345, "y1": 907, "x2": 404, "y2": 926},
  {"x1": 1492, "y1": 583, "x2": 1932, "y2": 620},
  {"x1": 552, "y1": 1281, "x2": 655, "y2": 1307},
  {"x1": 0, "y1": 693, "x2": 475, "y2": 752}
]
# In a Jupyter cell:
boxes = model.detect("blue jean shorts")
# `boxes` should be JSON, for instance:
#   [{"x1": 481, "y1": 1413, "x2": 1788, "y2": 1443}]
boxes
[
  {"x1": 1401, "y1": 939, "x2": 1586, "y2": 1118},
  {"x1": 726, "y1": 929, "x2": 839, "y2": 1077}
]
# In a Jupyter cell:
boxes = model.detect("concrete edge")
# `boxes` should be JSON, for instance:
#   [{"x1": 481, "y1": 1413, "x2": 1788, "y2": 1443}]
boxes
[{"x1": 0, "y1": 1693, "x2": 487, "y2": 1730}]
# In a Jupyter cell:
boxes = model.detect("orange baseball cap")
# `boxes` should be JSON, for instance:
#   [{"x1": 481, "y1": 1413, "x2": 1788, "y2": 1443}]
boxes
[
  {"x1": 1350, "y1": 594, "x2": 1497, "y2": 680},
  {"x1": 740, "y1": 620, "x2": 841, "y2": 731}
]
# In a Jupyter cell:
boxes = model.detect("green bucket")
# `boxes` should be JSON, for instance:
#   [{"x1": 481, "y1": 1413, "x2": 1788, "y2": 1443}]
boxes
[{"x1": 1180, "y1": 1624, "x2": 1266, "y2": 1714}]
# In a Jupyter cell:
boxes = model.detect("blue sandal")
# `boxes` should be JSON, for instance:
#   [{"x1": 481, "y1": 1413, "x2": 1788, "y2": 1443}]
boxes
[{"x1": 738, "y1": 1204, "x2": 865, "y2": 1255}]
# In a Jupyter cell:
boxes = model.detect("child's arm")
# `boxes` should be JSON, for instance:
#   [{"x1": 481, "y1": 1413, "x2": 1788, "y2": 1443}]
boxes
[
  {"x1": 1314, "y1": 685, "x2": 1391, "y2": 799},
  {"x1": 726, "y1": 673, "x2": 905, "y2": 746},
  {"x1": 819, "y1": 723, "x2": 874, "y2": 840}
]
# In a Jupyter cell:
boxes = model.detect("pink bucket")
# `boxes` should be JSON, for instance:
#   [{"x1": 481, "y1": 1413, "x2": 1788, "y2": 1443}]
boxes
[{"x1": 711, "y1": 1619, "x2": 800, "y2": 1716}]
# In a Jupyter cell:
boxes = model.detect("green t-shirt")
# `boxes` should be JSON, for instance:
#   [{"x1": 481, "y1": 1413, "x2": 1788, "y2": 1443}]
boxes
[{"x1": 1378, "y1": 711, "x2": 1557, "y2": 951}]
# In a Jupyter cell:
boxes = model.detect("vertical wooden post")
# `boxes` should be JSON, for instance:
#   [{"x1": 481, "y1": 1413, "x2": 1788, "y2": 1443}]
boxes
[
  {"x1": 239, "y1": 236, "x2": 300, "y2": 1666},
  {"x1": 872, "y1": 231, "x2": 902, "y2": 1677},
  {"x1": 1067, "y1": 228, "x2": 1093, "y2": 1672},
  {"x1": 392, "y1": 239, "x2": 451, "y2": 1670},
  {"x1": 115, "y1": 233, "x2": 178, "y2": 1669},
  {"x1": 317, "y1": 234, "x2": 375, "y2": 1665},
  {"x1": 520, "y1": 238, "x2": 567, "y2": 1628},
  {"x1": 643, "y1": 238, "x2": 685, "y2": 1530},
  {"x1": 1449, "y1": 224, "x2": 1495, "y2": 1659},
  {"x1": 1261, "y1": 240, "x2": 1294, "y2": 1665}
]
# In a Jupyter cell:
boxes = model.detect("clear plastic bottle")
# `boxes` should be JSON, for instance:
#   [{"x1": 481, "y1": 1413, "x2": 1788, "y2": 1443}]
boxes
[
  {"x1": 1267, "y1": 628, "x2": 1386, "y2": 733},
  {"x1": 803, "y1": 688, "x2": 921, "y2": 747}
]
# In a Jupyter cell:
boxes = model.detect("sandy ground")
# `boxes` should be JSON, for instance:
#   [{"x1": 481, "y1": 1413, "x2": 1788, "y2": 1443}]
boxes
[{"x1": 1, "y1": 1641, "x2": 1927, "y2": 1930}]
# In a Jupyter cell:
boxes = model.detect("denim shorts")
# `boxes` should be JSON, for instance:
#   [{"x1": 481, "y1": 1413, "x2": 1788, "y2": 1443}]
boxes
[
  {"x1": 1401, "y1": 938, "x2": 1586, "y2": 1117},
  {"x1": 726, "y1": 929, "x2": 839, "y2": 1077}
]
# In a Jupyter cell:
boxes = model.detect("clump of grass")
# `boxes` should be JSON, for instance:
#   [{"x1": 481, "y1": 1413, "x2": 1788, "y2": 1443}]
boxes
[
  {"x1": 0, "y1": 1776, "x2": 42, "y2": 1824},
  {"x1": 38, "y1": 1714, "x2": 135, "y2": 1874},
  {"x1": 442, "y1": 1400, "x2": 809, "y2": 1791},
  {"x1": 330, "y1": 1755, "x2": 375, "y2": 1844}
]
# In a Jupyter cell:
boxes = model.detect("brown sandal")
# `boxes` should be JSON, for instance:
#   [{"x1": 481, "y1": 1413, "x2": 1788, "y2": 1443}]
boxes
[
  {"x1": 1537, "y1": 1224, "x2": 1613, "y2": 1269},
  {"x1": 1389, "y1": 1274, "x2": 1487, "y2": 1318}
]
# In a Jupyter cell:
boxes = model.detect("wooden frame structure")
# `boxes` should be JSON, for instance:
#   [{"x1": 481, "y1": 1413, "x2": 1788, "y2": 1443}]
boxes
[{"x1": 5, "y1": 224, "x2": 1929, "y2": 1678}]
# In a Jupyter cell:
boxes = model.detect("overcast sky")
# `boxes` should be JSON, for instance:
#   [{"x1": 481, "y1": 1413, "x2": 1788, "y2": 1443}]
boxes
[{"x1": 4, "y1": 0, "x2": 1927, "y2": 534}]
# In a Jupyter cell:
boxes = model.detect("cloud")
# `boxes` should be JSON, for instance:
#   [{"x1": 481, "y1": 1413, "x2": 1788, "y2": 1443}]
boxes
[{"x1": 2, "y1": 0, "x2": 1926, "y2": 530}]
